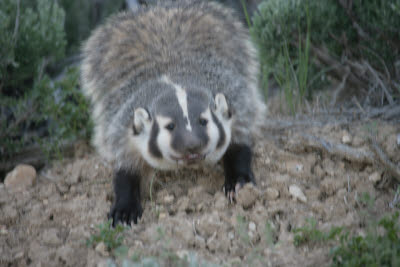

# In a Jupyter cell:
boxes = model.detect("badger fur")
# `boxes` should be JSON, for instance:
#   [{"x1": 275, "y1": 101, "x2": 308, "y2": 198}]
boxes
[{"x1": 81, "y1": 0, "x2": 266, "y2": 225}]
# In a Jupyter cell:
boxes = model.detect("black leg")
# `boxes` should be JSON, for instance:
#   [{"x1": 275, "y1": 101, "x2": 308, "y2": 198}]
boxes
[
  {"x1": 108, "y1": 169, "x2": 143, "y2": 226},
  {"x1": 223, "y1": 144, "x2": 255, "y2": 200}
]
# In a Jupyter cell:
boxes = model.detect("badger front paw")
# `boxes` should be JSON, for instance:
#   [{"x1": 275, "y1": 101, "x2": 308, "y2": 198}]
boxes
[
  {"x1": 223, "y1": 172, "x2": 255, "y2": 203},
  {"x1": 223, "y1": 144, "x2": 255, "y2": 203},
  {"x1": 109, "y1": 197, "x2": 143, "y2": 226},
  {"x1": 110, "y1": 169, "x2": 143, "y2": 226}
]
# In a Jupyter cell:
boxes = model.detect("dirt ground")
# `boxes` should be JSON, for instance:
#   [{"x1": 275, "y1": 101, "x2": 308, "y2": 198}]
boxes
[{"x1": 1, "y1": 105, "x2": 399, "y2": 266}]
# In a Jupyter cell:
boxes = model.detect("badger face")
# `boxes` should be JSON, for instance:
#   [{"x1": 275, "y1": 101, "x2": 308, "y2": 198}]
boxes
[{"x1": 130, "y1": 78, "x2": 232, "y2": 170}]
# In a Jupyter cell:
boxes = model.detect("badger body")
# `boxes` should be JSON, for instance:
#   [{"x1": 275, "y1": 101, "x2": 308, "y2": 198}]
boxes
[{"x1": 81, "y1": 0, "x2": 266, "y2": 225}]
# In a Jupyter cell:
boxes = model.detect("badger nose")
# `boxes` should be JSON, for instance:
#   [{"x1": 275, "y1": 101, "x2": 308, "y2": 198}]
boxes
[{"x1": 183, "y1": 135, "x2": 202, "y2": 154}]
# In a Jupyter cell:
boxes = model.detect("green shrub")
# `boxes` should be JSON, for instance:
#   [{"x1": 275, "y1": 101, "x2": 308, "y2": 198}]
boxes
[
  {"x1": 0, "y1": 0, "x2": 92, "y2": 166},
  {"x1": 60, "y1": 0, "x2": 125, "y2": 55},
  {"x1": 293, "y1": 218, "x2": 342, "y2": 247},
  {"x1": 0, "y1": 67, "x2": 92, "y2": 160},
  {"x1": 331, "y1": 212, "x2": 400, "y2": 267},
  {"x1": 251, "y1": 0, "x2": 400, "y2": 108},
  {"x1": 87, "y1": 219, "x2": 128, "y2": 255},
  {"x1": 0, "y1": 0, "x2": 66, "y2": 94}
]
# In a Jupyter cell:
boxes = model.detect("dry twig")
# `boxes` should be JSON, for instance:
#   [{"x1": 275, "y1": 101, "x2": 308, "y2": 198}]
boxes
[{"x1": 364, "y1": 61, "x2": 394, "y2": 105}]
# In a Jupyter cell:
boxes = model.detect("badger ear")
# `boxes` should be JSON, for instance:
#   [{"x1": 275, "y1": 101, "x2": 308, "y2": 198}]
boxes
[
  {"x1": 214, "y1": 93, "x2": 230, "y2": 119},
  {"x1": 133, "y1": 108, "x2": 152, "y2": 135}
]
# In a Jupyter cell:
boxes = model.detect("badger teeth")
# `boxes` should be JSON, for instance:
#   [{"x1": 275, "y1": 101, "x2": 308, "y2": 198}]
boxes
[{"x1": 187, "y1": 154, "x2": 200, "y2": 160}]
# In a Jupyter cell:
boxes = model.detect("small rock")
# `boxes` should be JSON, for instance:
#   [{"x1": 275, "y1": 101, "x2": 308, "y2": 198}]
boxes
[
  {"x1": 156, "y1": 189, "x2": 175, "y2": 205},
  {"x1": 176, "y1": 250, "x2": 189, "y2": 260},
  {"x1": 342, "y1": 132, "x2": 352, "y2": 144},
  {"x1": 369, "y1": 172, "x2": 382, "y2": 184},
  {"x1": 214, "y1": 192, "x2": 228, "y2": 210},
  {"x1": 0, "y1": 225, "x2": 8, "y2": 235},
  {"x1": 163, "y1": 194, "x2": 174, "y2": 204},
  {"x1": 197, "y1": 213, "x2": 220, "y2": 238},
  {"x1": 95, "y1": 242, "x2": 109, "y2": 257},
  {"x1": 158, "y1": 212, "x2": 167, "y2": 219},
  {"x1": 289, "y1": 185, "x2": 307, "y2": 203},
  {"x1": 248, "y1": 221, "x2": 256, "y2": 232},
  {"x1": 263, "y1": 188, "x2": 279, "y2": 201},
  {"x1": 177, "y1": 196, "x2": 191, "y2": 212},
  {"x1": 14, "y1": 251, "x2": 24, "y2": 260},
  {"x1": 4, "y1": 164, "x2": 36, "y2": 192},
  {"x1": 42, "y1": 228, "x2": 62, "y2": 246},
  {"x1": 236, "y1": 183, "x2": 259, "y2": 209},
  {"x1": 228, "y1": 231, "x2": 235, "y2": 240},
  {"x1": 286, "y1": 161, "x2": 304, "y2": 173}
]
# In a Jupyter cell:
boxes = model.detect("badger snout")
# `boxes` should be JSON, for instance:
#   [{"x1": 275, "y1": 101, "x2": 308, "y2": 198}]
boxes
[
  {"x1": 183, "y1": 134, "x2": 203, "y2": 154},
  {"x1": 170, "y1": 132, "x2": 207, "y2": 164}
]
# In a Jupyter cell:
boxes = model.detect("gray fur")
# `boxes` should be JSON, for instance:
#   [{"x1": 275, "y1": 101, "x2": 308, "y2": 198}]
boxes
[{"x1": 81, "y1": 0, "x2": 266, "y2": 171}]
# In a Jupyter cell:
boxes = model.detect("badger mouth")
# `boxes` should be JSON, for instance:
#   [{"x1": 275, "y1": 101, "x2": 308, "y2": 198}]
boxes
[{"x1": 171, "y1": 153, "x2": 206, "y2": 165}]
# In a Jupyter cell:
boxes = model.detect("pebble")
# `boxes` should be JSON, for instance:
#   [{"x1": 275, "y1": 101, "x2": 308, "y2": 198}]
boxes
[
  {"x1": 214, "y1": 192, "x2": 228, "y2": 210},
  {"x1": 163, "y1": 195, "x2": 174, "y2": 204},
  {"x1": 369, "y1": 172, "x2": 382, "y2": 184},
  {"x1": 342, "y1": 132, "x2": 352, "y2": 144},
  {"x1": 95, "y1": 242, "x2": 109, "y2": 257},
  {"x1": 158, "y1": 212, "x2": 167, "y2": 219},
  {"x1": 0, "y1": 225, "x2": 8, "y2": 235},
  {"x1": 264, "y1": 188, "x2": 280, "y2": 200},
  {"x1": 228, "y1": 231, "x2": 235, "y2": 240},
  {"x1": 236, "y1": 183, "x2": 259, "y2": 209},
  {"x1": 286, "y1": 161, "x2": 304, "y2": 173},
  {"x1": 248, "y1": 221, "x2": 256, "y2": 232},
  {"x1": 289, "y1": 185, "x2": 307, "y2": 203},
  {"x1": 176, "y1": 249, "x2": 189, "y2": 260},
  {"x1": 4, "y1": 164, "x2": 37, "y2": 192},
  {"x1": 42, "y1": 228, "x2": 62, "y2": 246},
  {"x1": 14, "y1": 251, "x2": 24, "y2": 259}
]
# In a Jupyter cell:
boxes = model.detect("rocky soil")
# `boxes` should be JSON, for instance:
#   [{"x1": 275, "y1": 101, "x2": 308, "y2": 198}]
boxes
[{"x1": 1, "y1": 114, "x2": 399, "y2": 266}]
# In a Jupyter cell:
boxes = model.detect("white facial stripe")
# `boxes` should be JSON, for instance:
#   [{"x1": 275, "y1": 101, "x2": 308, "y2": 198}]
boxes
[
  {"x1": 203, "y1": 108, "x2": 232, "y2": 164},
  {"x1": 161, "y1": 75, "x2": 192, "y2": 132},
  {"x1": 201, "y1": 109, "x2": 219, "y2": 154}
]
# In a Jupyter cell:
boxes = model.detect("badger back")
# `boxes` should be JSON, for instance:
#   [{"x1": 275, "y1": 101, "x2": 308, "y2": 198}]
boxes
[{"x1": 80, "y1": 0, "x2": 257, "y2": 104}]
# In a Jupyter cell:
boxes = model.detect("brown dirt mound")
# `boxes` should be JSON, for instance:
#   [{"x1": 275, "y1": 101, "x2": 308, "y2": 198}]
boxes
[{"x1": 1, "y1": 117, "x2": 399, "y2": 266}]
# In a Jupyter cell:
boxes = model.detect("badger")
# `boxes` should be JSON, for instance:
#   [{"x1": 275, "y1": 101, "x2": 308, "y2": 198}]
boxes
[{"x1": 81, "y1": 0, "x2": 266, "y2": 226}]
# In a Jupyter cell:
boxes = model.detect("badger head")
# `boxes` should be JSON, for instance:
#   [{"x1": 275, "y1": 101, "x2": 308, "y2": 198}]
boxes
[{"x1": 130, "y1": 76, "x2": 232, "y2": 170}]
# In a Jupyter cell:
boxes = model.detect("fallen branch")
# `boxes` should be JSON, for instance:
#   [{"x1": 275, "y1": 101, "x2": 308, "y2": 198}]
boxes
[
  {"x1": 369, "y1": 138, "x2": 400, "y2": 183},
  {"x1": 286, "y1": 134, "x2": 375, "y2": 164}
]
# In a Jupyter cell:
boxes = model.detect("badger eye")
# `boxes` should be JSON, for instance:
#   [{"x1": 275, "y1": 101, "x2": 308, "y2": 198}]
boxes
[
  {"x1": 165, "y1": 122, "x2": 175, "y2": 131},
  {"x1": 199, "y1": 118, "x2": 208, "y2": 126}
]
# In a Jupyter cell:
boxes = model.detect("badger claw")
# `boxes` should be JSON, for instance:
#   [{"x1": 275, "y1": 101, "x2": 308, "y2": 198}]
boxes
[
  {"x1": 109, "y1": 198, "x2": 142, "y2": 227},
  {"x1": 223, "y1": 179, "x2": 252, "y2": 203}
]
